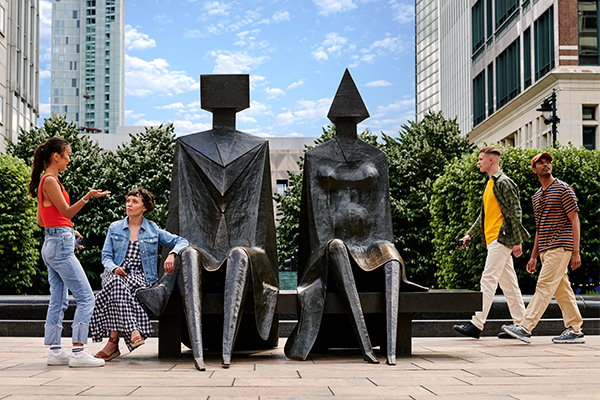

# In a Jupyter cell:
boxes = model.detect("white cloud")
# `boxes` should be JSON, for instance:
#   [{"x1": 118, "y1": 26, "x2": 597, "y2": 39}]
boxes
[
  {"x1": 125, "y1": 25, "x2": 156, "y2": 51},
  {"x1": 40, "y1": 0, "x2": 52, "y2": 63},
  {"x1": 209, "y1": 50, "x2": 268, "y2": 74},
  {"x1": 172, "y1": 120, "x2": 212, "y2": 136},
  {"x1": 125, "y1": 55, "x2": 198, "y2": 97},
  {"x1": 275, "y1": 98, "x2": 332, "y2": 126},
  {"x1": 265, "y1": 87, "x2": 285, "y2": 99},
  {"x1": 273, "y1": 11, "x2": 291, "y2": 22},
  {"x1": 154, "y1": 15, "x2": 173, "y2": 24},
  {"x1": 351, "y1": 34, "x2": 408, "y2": 66},
  {"x1": 156, "y1": 102, "x2": 185, "y2": 110},
  {"x1": 364, "y1": 80, "x2": 392, "y2": 87},
  {"x1": 40, "y1": 69, "x2": 51, "y2": 81},
  {"x1": 373, "y1": 98, "x2": 414, "y2": 117},
  {"x1": 313, "y1": 0, "x2": 357, "y2": 15},
  {"x1": 287, "y1": 80, "x2": 305, "y2": 90},
  {"x1": 184, "y1": 29, "x2": 204, "y2": 38},
  {"x1": 389, "y1": 0, "x2": 414, "y2": 24},
  {"x1": 203, "y1": 1, "x2": 230, "y2": 16},
  {"x1": 312, "y1": 33, "x2": 353, "y2": 62},
  {"x1": 39, "y1": 102, "x2": 51, "y2": 117}
]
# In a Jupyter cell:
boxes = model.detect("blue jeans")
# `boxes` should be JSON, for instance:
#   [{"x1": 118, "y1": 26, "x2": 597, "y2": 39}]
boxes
[{"x1": 42, "y1": 228, "x2": 95, "y2": 345}]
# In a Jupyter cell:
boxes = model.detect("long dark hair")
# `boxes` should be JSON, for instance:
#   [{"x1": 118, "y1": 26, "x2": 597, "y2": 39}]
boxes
[{"x1": 29, "y1": 137, "x2": 70, "y2": 198}]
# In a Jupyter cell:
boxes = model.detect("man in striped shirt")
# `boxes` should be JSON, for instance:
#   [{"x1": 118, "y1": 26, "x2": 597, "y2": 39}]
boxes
[{"x1": 503, "y1": 153, "x2": 585, "y2": 344}]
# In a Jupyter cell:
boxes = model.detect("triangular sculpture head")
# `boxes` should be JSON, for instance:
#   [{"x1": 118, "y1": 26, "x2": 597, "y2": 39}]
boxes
[{"x1": 327, "y1": 69, "x2": 370, "y2": 125}]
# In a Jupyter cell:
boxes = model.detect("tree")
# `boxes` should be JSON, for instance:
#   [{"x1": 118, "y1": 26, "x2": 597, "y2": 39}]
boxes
[
  {"x1": 0, "y1": 155, "x2": 40, "y2": 294},
  {"x1": 381, "y1": 111, "x2": 474, "y2": 287},
  {"x1": 431, "y1": 145, "x2": 600, "y2": 294}
]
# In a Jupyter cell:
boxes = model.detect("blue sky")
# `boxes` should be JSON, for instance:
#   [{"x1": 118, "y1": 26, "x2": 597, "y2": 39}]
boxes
[{"x1": 38, "y1": 0, "x2": 416, "y2": 137}]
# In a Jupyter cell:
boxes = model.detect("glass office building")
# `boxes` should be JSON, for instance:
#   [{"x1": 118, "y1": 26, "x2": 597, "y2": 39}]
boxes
[{"x1": 50, "y1": 0, "x2": 124, "y2": 134}]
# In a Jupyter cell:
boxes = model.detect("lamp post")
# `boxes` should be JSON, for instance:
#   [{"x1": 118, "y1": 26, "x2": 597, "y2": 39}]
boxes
[{"x1": 536, "y1": 89, "x2": 560, "y2": 147}]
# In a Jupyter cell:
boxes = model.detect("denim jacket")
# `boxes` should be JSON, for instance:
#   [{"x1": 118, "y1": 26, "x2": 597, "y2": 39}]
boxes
[{"x1": 102, "y1": 217, "x2": 189, "y2": 285}]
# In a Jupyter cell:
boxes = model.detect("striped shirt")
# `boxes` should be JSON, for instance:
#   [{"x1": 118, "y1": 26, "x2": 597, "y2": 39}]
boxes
[{"x1": 532, "y1": 179, "x2": 579, "y2": 252}]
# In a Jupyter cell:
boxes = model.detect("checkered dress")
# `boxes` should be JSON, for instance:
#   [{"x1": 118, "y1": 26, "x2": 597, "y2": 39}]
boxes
[{"x1": 90, "y1": 241, "x2": 154, "y2": 351}]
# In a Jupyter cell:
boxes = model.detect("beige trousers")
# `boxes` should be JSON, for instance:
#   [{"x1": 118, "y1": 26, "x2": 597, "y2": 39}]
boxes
[
  {"x1": 472, "y1": 240, "x2": 525, "y2": 331},
  {"x1": 522, "y1": 247, "x2": 583, "y2": 333}
]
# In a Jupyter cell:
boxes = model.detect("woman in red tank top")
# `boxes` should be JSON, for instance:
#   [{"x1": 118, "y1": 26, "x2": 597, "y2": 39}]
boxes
[{"x1": 29, "y1": 137, "x2": 110, "y2": 368}]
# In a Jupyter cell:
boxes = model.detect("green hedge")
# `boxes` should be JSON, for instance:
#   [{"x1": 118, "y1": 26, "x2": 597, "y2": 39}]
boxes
[
  {"x1": 0, "y1": 155, "x2": 40, "y2": 293},
  {"x1": 431, "y1": 145, "x2": 600, "y2": 294}
]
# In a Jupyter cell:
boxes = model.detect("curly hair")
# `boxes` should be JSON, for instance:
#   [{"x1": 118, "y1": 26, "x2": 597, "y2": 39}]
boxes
[{"x1": 126, "y1": 188, "x2": 155, "y2": 213}]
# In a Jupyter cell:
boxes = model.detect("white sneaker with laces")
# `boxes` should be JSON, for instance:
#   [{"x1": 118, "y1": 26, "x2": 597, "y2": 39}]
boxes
[
  {"x1": 47, "y1": 349, "x2": 70, "y2": 365},
  {"x1": 69, "y1": 348, "x2": 105, "y2": 367}
]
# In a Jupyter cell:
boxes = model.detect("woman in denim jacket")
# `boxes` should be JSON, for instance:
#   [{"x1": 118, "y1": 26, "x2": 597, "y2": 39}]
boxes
[{"x1": 90, "y1": 188, "x2": 188, "y2": 361}]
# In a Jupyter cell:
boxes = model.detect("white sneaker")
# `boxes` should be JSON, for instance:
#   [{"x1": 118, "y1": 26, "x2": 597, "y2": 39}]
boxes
[
  {"x1": 69, "y1": 348, "x2": 105, "y2": 368},
  {"x1": 47, "y1": 349, "x2": 70, "y2": 365}
]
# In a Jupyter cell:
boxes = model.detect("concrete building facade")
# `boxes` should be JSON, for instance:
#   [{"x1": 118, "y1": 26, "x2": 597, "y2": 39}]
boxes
[
  {"x1": 469, "y1": 0, "x2": 599, "y2": 149},
  {"x1": 0, "y1": 0, "x2": 40, "y2": 153},
  {"x1": 416, "y1": 0, "x2": 600, "y2": 150},
  {"x1": 415, "y1": 0, "x2": 471, "y2": 133},
  {"x1": 50, "y1": 0, "x2": 124, "y2": 134}
]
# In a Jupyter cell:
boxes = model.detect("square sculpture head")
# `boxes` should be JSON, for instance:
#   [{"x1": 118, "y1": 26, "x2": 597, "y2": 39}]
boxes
[{"x1": 200, "y1": 74, "x2": 250, "y2": 112}]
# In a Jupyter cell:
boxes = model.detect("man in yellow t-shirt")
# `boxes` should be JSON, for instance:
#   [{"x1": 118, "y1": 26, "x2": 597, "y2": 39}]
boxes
[{"x1": 453, "y1": 145, "x2": 530, "y2": 339}]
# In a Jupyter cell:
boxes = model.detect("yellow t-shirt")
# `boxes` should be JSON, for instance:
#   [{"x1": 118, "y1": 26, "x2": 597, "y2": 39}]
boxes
[{"x1": 483, "y1": 179, "x2": 503, "y2": 245}]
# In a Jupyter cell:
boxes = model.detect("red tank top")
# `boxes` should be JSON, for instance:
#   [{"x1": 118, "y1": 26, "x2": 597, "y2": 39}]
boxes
[{"x1": 39, "y1": 175, "x2": 73, "y2": 228}]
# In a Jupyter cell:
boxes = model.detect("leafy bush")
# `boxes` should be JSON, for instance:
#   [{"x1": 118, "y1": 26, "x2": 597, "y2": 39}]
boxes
[
  {"x1": 0, "y1": 155, "x2": 40, "y2": 293},
  {"x1": 431, "y1": 145, "x2": 600, "y2": 294},
  {"x1": 381, "y1": 111, "x2": 473, "y2": 286}
]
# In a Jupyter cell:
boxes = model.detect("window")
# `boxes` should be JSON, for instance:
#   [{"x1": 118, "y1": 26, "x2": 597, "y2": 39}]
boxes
[
  {"x1": 104, "y1": 103, "x2": 109, "y2": 110},
  {"x1": 583, "y1": 106, "x2": 596, "y2": 120},
  {"x1": 496, "y1": 38, "x2": 520, "y2": 109},
  {"x1": 495, "y1": 0, "x2": 518, "y2": 30},
  {"x1": 524, "y1": 28, "x2": 532, "y2": 88},
  {"x1": 583, "y1": 127, "x2": 597, "y2": 149},
  {"x1": 473, "y1": 71, "x2": 486, "y2": 126},
  {"x1": 472, "y1": 1, "x2": 485, "y2": 55},
  {"x1": 579, "y1": 0, "x2": 599, "y2": 65},
  {"x1": 105, "y1": 112, "x2": 109, "y2": 119},
  {"x1": 486, "y1": 0, "x2": 493, "y2": 39},
  {"x1": 487, "y1": 63, "x2": 494, "y2": 116},
  {"x1": 0, "y1": 95, "x2": 3, "y2": 124},
  {"x1": 534, "y1": 6, "x2": 555, "y2": 80},
  {"x1": 105, "y1": 67, "x2": 109, "y2": 74},
  {"x1": 105, "y1": 76, "x2": 109, "y2": 83},
  {"x1": 73, "y1": 10, "x2": 77, "y2": 19},
  {"x1": 276, "y1": 180, "x2": 288, "y2": 195},
  {"x1": 0, "y1": 5, "x2": 4, "y2": 35},
  {"x1": 72, "y1": 78, "x2": 77, "y2": 87}
]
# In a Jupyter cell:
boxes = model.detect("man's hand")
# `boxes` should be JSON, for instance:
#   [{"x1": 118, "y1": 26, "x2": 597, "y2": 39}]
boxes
[
  {"x1": 526, "y1": 258, "x2": 537, "y2": 274},
  {"x1": 571, "y1": 251, "x2": 581, "y2": 270},
  {"x1": 512, "y1": 244, "x2": 522, "y2": 258}
]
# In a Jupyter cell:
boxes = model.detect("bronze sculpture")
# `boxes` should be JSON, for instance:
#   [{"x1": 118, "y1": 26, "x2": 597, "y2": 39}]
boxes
[
  {"x1": 138, "y1": 75, "x2": 279, "y2": 371},
  {"x1": 284, "y1": 69, "x2": 427, "y2": 365}
]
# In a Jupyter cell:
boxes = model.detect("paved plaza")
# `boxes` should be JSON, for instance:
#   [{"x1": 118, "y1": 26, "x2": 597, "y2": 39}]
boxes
[{"x1": 0, "y1": 335, "x2": 597, "y2": 399}]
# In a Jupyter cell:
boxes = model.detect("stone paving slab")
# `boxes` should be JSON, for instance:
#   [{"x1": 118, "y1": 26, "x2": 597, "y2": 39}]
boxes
[{"x1": 0, "y1": 336, "x2": 596, "y2": 399}]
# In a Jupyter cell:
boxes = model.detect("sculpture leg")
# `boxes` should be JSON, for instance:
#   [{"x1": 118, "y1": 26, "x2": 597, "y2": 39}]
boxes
[
  {"x1": 179, "y1": 247, "x2": 205, "y2": 371},
  {"x1": 400, "y1": 259, "x2": 429, "y2": 292},
  {"x1": 384, "y1": 260, "x2": 400, "y2": 365},
  {"x1": 222, "y1": 247, "x2": 251, "y2": 368},
  {"x1": 284, "y1": 277, "x2": 327, "y2": 361},
  {"x1": 328, "y1": 239, "x2": 379, "y2": 364}
]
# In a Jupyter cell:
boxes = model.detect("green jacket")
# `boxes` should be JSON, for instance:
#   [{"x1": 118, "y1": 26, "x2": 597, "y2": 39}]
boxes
[{"x1": 467, "y1": 170, "x2": 530, "y2": 248}]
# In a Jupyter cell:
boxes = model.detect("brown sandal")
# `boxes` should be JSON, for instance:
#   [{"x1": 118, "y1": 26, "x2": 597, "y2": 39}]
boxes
[
  {"x1": 131, "y1": 334, "x2": 145, "y2": 349},
  {"x1": 94, "y1": 336, "x2": 120, "y2": 361}
]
